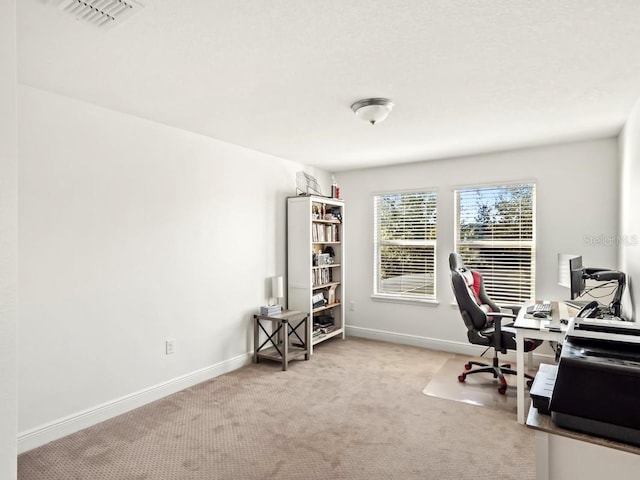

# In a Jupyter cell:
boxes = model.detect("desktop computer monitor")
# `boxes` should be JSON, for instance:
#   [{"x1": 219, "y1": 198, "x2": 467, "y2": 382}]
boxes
[
  {"x1": 569, "y1": 256, "x2": 585, "y2": 300},
  {"x1": 558, "y1": 253, "x2": 585, "y2": 299}
]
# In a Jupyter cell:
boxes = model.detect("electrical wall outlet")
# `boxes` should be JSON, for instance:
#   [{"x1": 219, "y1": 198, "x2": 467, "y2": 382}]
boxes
[
  {"x1": 165, "y1": 339, "x2": 176, "y2": 355},
  {"x1": 350, "y1": 301, "x2": 356, "y2": 311}
]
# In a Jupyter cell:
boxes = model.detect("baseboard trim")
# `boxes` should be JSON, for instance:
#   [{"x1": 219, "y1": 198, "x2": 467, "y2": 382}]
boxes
[
  {"x1": 345, "y1": 325, "x2": 482, "y2": 355},
  {"x1": 345, "y1": 325, "x2": 556, "y2": 363},
  {"x1": 18, "y1": 352, "x2": 252, "y2": 453}
]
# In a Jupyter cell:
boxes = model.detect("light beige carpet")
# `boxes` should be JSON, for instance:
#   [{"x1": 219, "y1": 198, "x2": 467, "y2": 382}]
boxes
[
  {"x1": 422, "y1": 356, "x2": 518, "y2": 414},
  {"x1": 18, "y1": 337, "x2": 535, "y2": 480}
]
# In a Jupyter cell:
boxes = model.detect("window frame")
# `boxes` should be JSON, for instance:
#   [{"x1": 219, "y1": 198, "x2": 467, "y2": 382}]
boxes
[
  {"x1": 453, "y1": 181, "x2": 536, "y2": 305},
  {"x1": 372, "y1": 189, "x2": 438, "y2": 305}
]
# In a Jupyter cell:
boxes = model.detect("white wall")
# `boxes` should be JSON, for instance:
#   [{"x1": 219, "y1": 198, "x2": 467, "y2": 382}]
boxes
[
  {"x1": 17, "y1": 85, "x2": 328, "y2": 450},
  {"x1": 0, "y1": 1, "x2": 18, "y2": 477},
  {"x1": 336, "y1": 139, "x2": 619, "y2": 350},
  {"x1": 619, "y1": 97, "x2": 640, "y2": 320}
]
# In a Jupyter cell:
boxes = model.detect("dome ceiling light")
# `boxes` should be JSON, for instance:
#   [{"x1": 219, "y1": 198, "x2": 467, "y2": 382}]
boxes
[{"x1": 351, "y1": 98, "x2": 394, "y2": 125}]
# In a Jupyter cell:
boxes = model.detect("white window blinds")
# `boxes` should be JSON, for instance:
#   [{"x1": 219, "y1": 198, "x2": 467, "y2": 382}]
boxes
[
  {"x1": 454, "y1": 183, "x2": 535, "y2": 304},
  {"x1": 374, "y1": 191, "x2": 437, "y2": 300}
]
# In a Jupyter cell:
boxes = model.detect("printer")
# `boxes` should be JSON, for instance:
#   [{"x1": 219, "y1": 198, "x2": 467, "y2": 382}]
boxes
[{"x1": 549, "y1": 317, "x2": 640, "y2": 446}]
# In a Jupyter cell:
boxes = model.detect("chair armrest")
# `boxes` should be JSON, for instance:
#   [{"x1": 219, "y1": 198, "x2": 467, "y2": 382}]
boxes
[
  {"x1": 486, "y1": 312, "x2": 516, "y2": 320},
  {"x1": 499, "y1": 304, "x2": 522, "y2": 315},
  {"x1": 486, "y1": 312, "x2": 515, "y2": 352}
]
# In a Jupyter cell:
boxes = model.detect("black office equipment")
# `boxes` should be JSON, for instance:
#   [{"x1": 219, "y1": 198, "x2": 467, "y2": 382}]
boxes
[
  {"x1": 449, "y1": 252, "x2": 542, "y2": 394},
  {"x1": 549, "y1": 323, "x2": 640, "y2": 446},
  {"x1": 529, "y1": 363, "x2": 558, "y2": 415},
  {"x1": 571, "y1": 317, "x2": 640, "y2": 338}
]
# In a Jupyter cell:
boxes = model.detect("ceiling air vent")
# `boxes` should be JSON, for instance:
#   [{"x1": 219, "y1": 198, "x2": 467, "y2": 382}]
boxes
[{"x1": 50, "y1": 0, "x2": 144, "y2": 29}]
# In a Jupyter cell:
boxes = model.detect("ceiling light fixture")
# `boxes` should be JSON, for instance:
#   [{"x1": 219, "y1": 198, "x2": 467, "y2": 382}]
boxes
[{"x1": 351, "y1": 98, "x2": 394, "y2": 125}]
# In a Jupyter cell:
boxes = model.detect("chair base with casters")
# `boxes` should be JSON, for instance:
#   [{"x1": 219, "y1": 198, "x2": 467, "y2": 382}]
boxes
[{"x1": 457, "y1": 352, "x2": 534, "y2": 395}]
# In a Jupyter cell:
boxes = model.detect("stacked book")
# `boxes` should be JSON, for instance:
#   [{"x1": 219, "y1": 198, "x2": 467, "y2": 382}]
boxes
[
  {"x1": 260, "y1": 305, "x2": 282, "y2": 316},
  {"x1": 313, "y1": 325, "x2": 337, "y2": 338},
  {"x1": 313, "y1": 316, "x2": 334, "y2": 337}
]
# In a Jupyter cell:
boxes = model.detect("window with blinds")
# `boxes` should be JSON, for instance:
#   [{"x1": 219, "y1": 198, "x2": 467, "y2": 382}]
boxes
[
  {"x1": 374, "y1": 191, "x2": 437, "y2": 301},
  {"x1": 454, "y1": 183, "x2": 535, "y2": 304}
]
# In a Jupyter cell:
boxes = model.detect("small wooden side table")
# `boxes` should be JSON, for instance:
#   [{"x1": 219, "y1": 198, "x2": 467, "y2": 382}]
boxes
[{"x1": 253, "y1": 310, "x2": 310, "y2": 371}]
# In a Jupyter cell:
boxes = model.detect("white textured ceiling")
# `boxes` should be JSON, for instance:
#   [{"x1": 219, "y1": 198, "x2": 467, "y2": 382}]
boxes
[{"x1": 17, "y1": 0, "x2": 640, "y2": 171}]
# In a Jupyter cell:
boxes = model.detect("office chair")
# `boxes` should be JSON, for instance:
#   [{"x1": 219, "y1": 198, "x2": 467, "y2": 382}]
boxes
[{"x1": 449, "y1": 252, "x2": 541, "y2": 394}]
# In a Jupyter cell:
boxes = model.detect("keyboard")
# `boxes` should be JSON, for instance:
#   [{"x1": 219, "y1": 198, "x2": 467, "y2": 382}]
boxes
[{"x1": 526, "y1": 301, "x2": 552, "y2": 315}]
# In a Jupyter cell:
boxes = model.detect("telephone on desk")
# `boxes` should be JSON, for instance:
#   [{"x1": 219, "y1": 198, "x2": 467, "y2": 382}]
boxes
[{"x1": 576, "y1": 300, "x2": 603, "y2": 319}]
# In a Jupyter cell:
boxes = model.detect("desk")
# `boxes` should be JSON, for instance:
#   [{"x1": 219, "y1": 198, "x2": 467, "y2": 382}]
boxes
[
  {"x1": 253, "y1": 310, "x2": 310, "y2": 371},
  {"x1": 514, "y1": 301, "x2": 569, "y2": 424},
  {"x1": 527, "y1": 407, "x2": 640, "y2": 480}
]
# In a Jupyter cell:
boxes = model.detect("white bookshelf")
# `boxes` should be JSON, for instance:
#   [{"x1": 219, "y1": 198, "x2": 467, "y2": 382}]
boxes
[{"x1": 287, "y1": 195, "x2": 345, "y2": 353}]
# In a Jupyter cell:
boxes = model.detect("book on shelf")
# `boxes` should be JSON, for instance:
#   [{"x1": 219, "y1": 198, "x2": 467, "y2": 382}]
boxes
[
  {"x1": 312, "y1": 268, "x2": 332, "y2": 287},
  {"x1": 312, "y1": 223, "x2": 339, "y2": 243},
  {"x1": 313, "y1": 325, "x2": 337, "y2": 336},
  {"x1": 327, "y1": 284, "x2": 337, "y2": 305}
]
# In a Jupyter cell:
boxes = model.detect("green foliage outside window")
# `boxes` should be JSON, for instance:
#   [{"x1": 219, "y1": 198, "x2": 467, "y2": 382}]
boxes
[
  {"x1": 374, "y1": 191, "x2": 437, "y2": 300},
  {"x1": 456, "y1": 183, "x2": 536, "y2": 304}
]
